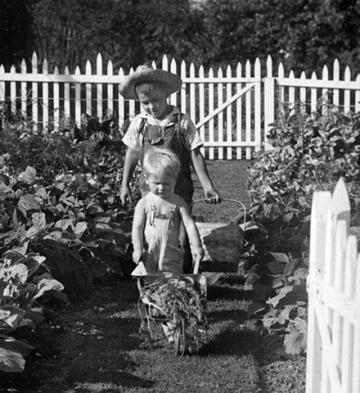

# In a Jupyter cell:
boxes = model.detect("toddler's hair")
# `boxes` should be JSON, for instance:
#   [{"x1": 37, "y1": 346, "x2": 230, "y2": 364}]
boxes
[
  {"x1": 143, "y1": 148, "x2": 180, "y2": 180},
  {"x1": 135, "y1": 82, "x2": 168, "y2": 97}
]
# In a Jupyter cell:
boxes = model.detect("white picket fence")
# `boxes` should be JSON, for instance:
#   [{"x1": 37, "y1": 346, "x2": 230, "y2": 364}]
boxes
[
  {"x1": 306, "y1": 178, "x2": 360, "y2": 393},
  {"x1": 1, "y1": 53, "x2": 360, "y2": 159}
]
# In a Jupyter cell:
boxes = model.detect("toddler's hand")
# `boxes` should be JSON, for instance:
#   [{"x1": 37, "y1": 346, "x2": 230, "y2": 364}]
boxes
[{"x1": 132, "y1": 250, "x2": 143, "y2": 264}]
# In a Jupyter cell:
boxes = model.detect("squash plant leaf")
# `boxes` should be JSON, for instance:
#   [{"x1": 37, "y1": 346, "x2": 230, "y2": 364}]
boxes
[{"x1": 0, "y1": 347, "x2": 25, "y2": 373}]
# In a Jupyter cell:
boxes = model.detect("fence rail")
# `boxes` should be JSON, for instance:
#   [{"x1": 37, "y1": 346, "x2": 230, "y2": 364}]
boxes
[
  {"x1": 306, "y1": 178, "x2": 360, "y2": 393},
  {"x1": 1, "y1": 53, "x2": 360, "y2": 159}
]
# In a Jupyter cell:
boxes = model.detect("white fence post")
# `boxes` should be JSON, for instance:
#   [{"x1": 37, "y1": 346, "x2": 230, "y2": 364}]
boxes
[
  {"x1": 263, "y1": 55, "x2": 275, "y2": 150},
  {"x1": 306, "y1": 178, "x2": 360, "y2": 393}
]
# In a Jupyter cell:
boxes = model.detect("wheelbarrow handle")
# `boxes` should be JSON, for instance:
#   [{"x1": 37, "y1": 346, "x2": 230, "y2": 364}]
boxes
[
  {"x1": 190, "y1": 198, "x2": 247, "y2": 225},
  {"x1": 193, "y1": 254, "x2": 201, "y2": 274}
]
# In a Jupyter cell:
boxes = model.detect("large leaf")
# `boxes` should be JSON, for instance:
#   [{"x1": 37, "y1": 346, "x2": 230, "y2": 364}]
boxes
[
  {"x1": 55, "y1": 218, "x2": 74, "y2": 231},
  {"x1": 266, "y1": 286, "x2": 294, "y2": 308},
  {"x1": 43, "y1": 231, "x2": 63, "y2": 241},
  {"x1": 0, "y1": 306, "x2": 25, "y2": 329},
  {"x1": 0, "y1": 336, "x2": 33, "y2": 355},
  {"x1": 0, "y1": 182, "x2": 13, "y2": 197},
  {"x1": 0, "y1": 347, "x2": 25, "y2": 372},
  {"x1": 18, "y1": 194, "x2": 41, "y2": 215},
  {"x1": 0, "y1": 263, "x2": 28, "y2": 284},
  {"x1": 74, "y1": 221, "x2": 88, "y2": 238},
  {"x1": 26, "y1": 212, "x2": 46, "y2": 238},
  {"x1": 34, "y1": 187, "x2": 48, "y2": 201},
  {"x1": 284, "y1": 328, "x2": 306, "y2": 355},
  {"x1": 33, "y1": 278, "x2": 64, "y2": 301},
  {"x1": 18, "y1": 166, "x2": 36, "y2": 185},
  {"x1": 266, "y1": 260, "x2": 285, "y2": 275},
  {"x1": 268, "y1": 252, "x2": 290, "y2": 263},
  {"x1": 11, "y1": 240, "x2": 29, "y2": 256},
  {"x1": 20, "y1": 254, "x2": 47, "y2": 277}
]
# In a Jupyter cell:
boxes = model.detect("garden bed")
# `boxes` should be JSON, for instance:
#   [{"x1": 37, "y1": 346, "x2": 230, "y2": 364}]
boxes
[{"x1": 1, "y1": 161, "x2": 305, "y2": 393}]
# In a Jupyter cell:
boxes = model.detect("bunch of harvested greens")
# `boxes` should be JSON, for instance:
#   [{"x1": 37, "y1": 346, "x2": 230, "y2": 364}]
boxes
[{"x1": 138, "y1": 275, "x2": 207, "y2": 351}]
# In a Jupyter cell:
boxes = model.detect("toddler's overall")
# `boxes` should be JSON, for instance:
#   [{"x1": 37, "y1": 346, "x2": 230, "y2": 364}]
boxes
[{"x1": 142, "y1": 193, "x2": 184, "y2": 275}]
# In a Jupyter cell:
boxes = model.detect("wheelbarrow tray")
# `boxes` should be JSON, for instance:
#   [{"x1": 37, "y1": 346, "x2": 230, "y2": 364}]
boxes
[
  {"x1": 191, "y1": 198, "x2": 246, "y2": 273},
  {"x1": 136, "y1": 273, "x2": 207, "y2": 302}
]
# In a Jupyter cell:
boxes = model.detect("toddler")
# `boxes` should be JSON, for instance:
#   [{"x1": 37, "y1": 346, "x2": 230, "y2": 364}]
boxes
[{"x1": 132, "y1": 147, "x2": 204, "y2": 274}]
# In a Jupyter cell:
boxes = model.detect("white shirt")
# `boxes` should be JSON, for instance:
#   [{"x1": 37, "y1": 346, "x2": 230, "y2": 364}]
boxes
[{"x1": 122, "y1": 106, "x2": 203, "y2": 152}]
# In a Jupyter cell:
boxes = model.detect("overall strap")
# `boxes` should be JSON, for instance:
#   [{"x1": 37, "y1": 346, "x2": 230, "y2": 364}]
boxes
[{"x1": 138, "y1": 117, "x2": 147, "y2": 145}]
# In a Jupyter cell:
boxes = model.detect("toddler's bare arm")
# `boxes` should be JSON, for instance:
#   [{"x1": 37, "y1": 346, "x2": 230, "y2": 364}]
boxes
[{"x1": 132, "y1": 199, "x2": 146, "y2": 263}]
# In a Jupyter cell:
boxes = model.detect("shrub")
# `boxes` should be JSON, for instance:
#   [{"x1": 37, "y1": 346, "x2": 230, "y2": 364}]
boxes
[
  {"x1": 249, "y1": 105, "x2": 360, "y2": 253},
  {"x1": 0, "y1": 111, "x2": 137, "y2": 371},
  {"x1": 247, "y1": 105, "x2": 360, "y2": 354}
]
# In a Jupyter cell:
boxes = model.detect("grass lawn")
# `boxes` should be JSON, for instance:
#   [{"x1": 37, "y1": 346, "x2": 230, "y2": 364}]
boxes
[
  {"x1": 192, "y1": 160, "x2": 251, "y2": 222},
  {"x1": 2, "y1": 277, "x2": 305, "y2": 393},
  {"x1": 1, "y1": 160, "x2": 306, "y2": 393}
]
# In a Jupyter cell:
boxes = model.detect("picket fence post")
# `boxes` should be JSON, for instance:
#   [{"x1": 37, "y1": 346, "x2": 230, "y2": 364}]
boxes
[
  {"x1": 306, "y1": 178, "x2": 360, "y2": 393},
  {"x1": 263, "y1": 55, "x2": 275, "y2": 150}
]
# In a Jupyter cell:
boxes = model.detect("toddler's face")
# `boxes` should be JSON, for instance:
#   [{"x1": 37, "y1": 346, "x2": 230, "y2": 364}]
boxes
[
  {"x1": 146, "y1": 173, "x2": 175, "y2": 199},
  {"x1": 137, "y1": 87, "x2": 169, "y2": 120}
]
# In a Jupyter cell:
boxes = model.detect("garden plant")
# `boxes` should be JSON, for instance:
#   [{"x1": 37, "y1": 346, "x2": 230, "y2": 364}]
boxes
[
  {"x1": 247, "y1": 103, "x2": 360, "y2": 354},
  {"x1": 0, "y1": 111, "x2": 136, "y2": 372}
]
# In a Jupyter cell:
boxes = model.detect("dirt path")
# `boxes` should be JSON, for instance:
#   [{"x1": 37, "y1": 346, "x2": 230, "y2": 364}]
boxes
[{"x1": 3, "y1": 275, "x2": 305, "y2": 393}]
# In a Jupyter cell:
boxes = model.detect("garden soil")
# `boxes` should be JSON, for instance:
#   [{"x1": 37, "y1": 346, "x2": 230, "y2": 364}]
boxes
[{"x1": 1, "y1": 161, "x2": 306, "y2": 393}]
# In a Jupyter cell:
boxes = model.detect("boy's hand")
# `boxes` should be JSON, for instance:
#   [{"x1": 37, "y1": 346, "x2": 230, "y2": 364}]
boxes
[
  {"x1": 120, "y1": 185, "x2": 132, "y2": 205},
  {"x1": 193, "y1": 246, "x2": 205, "y2": 261},
  {"x1": 192, "y1": 246, "x2": 204, "y2": 274},
  {"x1": 132, "y1": 250, "x2": 143, "y2": 264},
  {"x1": 204, "y1": 187, "x2": 221, "y2": 204}
]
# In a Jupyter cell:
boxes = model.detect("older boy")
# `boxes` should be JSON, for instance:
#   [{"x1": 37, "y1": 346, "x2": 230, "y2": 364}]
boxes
[
  {"x1": 119, "y1": 64, "x2": 219, "y2": 205},
  {"x1": 119, "y1": 64, "x2": 220, "y2": 272}
]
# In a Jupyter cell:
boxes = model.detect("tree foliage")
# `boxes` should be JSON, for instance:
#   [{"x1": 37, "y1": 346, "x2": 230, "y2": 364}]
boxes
[
  {"x1": 2, "y1": 0, "x2": 360, "y2": 75},
  {"x1": 0, "y1": 0, "x2": 35, "y2": 70}
]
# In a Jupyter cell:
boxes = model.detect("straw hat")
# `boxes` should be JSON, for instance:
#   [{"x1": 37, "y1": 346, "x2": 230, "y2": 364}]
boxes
[{"x1": 119, "y1": 64, "x2": 182, "y2": 100}]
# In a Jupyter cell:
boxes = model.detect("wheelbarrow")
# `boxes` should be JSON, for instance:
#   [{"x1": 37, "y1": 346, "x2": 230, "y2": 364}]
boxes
[
  {"x1": 191, "y1": 198, "x2": 246, "y2": 273},
  {"x1": 132, "y1": 256, "x2": 207, "y2": 356}
]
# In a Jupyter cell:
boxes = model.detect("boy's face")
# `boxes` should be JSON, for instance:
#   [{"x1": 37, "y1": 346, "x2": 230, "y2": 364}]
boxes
[
  {"x1": 137, "y1": 86, "x2": 169, "y2": 120},
  {"x1": 146, "y1": 173, "x2": 175, "y2": 199}
]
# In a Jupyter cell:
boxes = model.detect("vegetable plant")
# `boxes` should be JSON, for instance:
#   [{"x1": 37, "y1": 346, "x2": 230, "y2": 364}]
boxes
[
  {"x1": 0, "y1": 110, "x2": 137, "y2": 371},
  {"x1": 247, "y1": 104, "x2": 360, "y2": 354}
]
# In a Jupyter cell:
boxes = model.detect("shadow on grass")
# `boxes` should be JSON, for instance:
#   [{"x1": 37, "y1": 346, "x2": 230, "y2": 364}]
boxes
[
  {"x1": 207, "y1": 308, "x2": 248, "y2": 322},
  {"x1": 199, "y1": 327, "x2": 259, "y2": 356},
  {"x1": 71, "y1": 371, "x2": 155, "y2": 390},
  {"x1": 207, "y1": 285, "x2": 253, "y2": 301},
  {"x1": 1, "y1": 280, "x2": 155, "y2": 393}
]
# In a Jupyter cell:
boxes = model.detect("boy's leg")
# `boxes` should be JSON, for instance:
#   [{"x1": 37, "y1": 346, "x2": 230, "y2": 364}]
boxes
[
  {"x1": 179, "y1": 192, "x2": 194, "y2": 274},
  {"x1": 179, "y1": 222, "x2": 192, "y2": 274}
]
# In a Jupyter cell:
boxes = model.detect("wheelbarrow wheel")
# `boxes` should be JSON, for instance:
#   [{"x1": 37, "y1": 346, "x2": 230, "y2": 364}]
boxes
[{"x1": 174, "y1": 316, "x2": 186, "y2": 357}]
